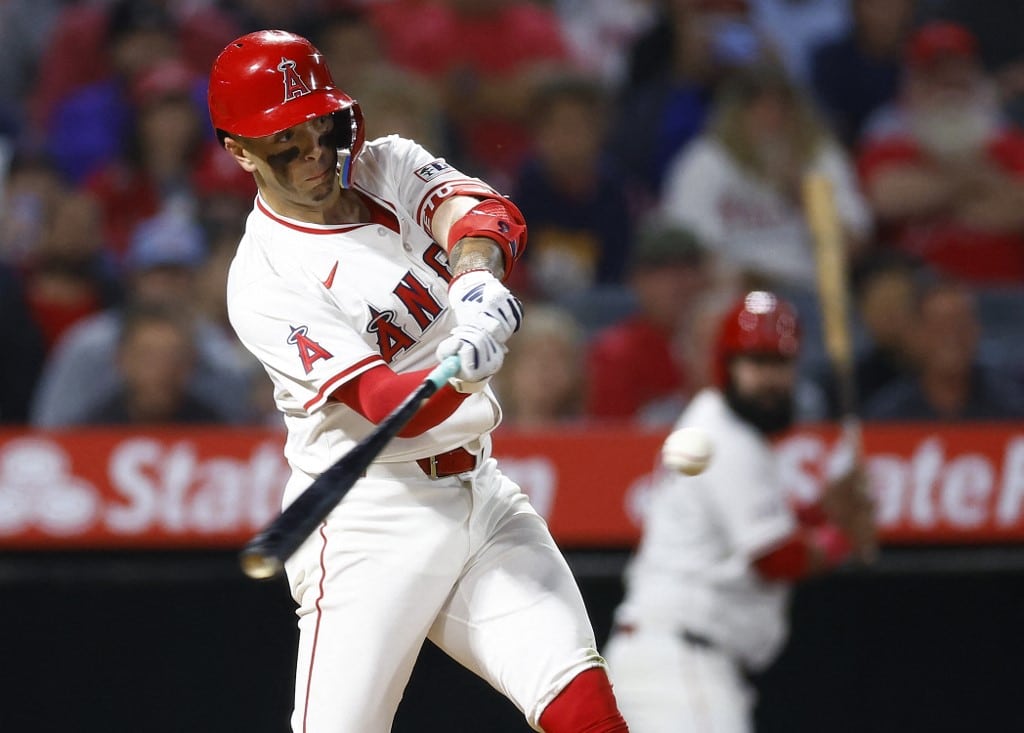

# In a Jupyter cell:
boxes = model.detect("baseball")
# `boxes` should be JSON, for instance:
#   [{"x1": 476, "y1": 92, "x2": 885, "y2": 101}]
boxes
[{"x1": 662, "y1": 427, "x2": 714, "y2": 476}]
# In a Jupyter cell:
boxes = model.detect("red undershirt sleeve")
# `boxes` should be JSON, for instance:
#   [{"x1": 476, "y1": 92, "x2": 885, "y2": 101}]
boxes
[
  {"x1": 753, "y1": 522, "x2": 853, "y2": 582},
  {"x1": 331, "y1": 364, "x2": 470, "y2": 437},
  {"x1": 753, "y1": 532, "x2": 813, "y2": 581}
]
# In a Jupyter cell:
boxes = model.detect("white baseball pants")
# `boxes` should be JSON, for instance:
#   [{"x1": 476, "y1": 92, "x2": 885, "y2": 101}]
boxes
[
  {"x1": 604, "y1": 627, "x2": 754, "y2": 733},
  {"x1": 283, "y1": 456, "x2": 604, "y2": 732}
]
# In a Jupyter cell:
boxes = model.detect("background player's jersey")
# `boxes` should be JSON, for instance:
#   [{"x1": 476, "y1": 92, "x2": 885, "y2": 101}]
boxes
[
  {"x1": 227, "y1": 135, "x2": 503, "y2": 478},
  {"x1": 614, "y1": 389, "x2": 797, "y2": 670}
]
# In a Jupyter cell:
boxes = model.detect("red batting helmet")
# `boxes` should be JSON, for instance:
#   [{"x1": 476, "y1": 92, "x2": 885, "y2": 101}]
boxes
[
  {"x1": 712, "y1": 291, "x2": 800, "y2": 387},
  {"x1": 208, "y1": 31, "x2": 364, "y2": 167}
]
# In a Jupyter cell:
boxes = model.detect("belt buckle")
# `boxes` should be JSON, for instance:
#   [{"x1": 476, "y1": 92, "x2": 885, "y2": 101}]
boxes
[{"x1": 428, "y1": 454, "x2": 439, "y2": 479}]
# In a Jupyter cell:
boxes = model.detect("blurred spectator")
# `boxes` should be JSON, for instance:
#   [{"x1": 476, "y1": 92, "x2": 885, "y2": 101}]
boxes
[
  {"x1": 678, "y1": 285, "x2": 741, "y2": 393},
  {"x1": 858, "y1": 21, "x2": 1024, "y2": 285},
  {"x1": 660, "y1": 64, "x2": 871, "y2": 292},
  {"x1": 30, "y1": 211, "x2": 255, "y2": 427},
  {"x1": 81, "y1": 301, "x2": 227, "y2": 425},
  {"x1": 750, "y1": 0, "x2": 852, "y2": 85},
  {"x1": 27, "y1": 0, "x2": 237, "y2": 141},
  {"x1": 0, "y1": 0, "x2": 61, "y2": 140},
  {"x1": 44, "y1": 0, "x2": 183, "y2": 184},
  {"x1": 0, "y1": 263, "x2": 46, "y2": 423},
  {"x1": 818, "y1": 253, "x2": 923, "y2": 419},
  {"x1": 924, "y1": 0, "x2": 1024, "y2": 128},
  {"x1": 310, "y1": 6, "x2": 392, "y2": 96},
  {"x1": 584, "y1": 221, "x2": 711, "y2": 425},
  {"x1": 511, "y1": 73, "x2": 634, "y2": 301},
  {"x1": 192, "y1": 222, "x2": 268, "y2": 422},
  {"x1": 190, "y1": 143, "x2": 258, "y2": 237},
  {"x1": 83, "y1": 58, "x2": 212, "y2": 264},
  {"x1": 356, "y1": 66, "x2": 448, "y2": 155},
  {"x1": 863, "y1": 279, "x2": 1024, "y2": 420},
  {"x1": 21, "y1": 190, "x2": 121, "y2": 351},
  {"x1": 369, "y1": 0, "x2": 571, "y2": 184},
  {"x1": 554, "y1": 0, "x2": 657, "y2": 86},
  {"x1": 0, "y1": 154, "x2": 65, "y2": 265},
  {"x1": 610, "y1": 0, "x2": 772, "y2": 207},
  {"x1": 492, "y1": 305, "x2": 587, "y2": 429},
  {"x1": 810, "y1": 0, "x2": 917, "y2": 147}
]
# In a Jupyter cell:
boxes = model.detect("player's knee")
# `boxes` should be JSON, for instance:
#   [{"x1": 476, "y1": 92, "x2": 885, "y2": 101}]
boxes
[{"x1": 539, "y1": 667, "x2": 629, "y2": 733}]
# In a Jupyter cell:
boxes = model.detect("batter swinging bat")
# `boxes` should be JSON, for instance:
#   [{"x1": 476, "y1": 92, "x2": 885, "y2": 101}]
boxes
[{"x1": 239, "y1": 355, "x2": 461, "y2": 580}]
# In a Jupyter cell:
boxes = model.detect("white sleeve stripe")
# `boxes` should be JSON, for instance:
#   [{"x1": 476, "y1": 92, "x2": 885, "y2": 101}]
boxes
[
  {"x1": 415, "y1": 178, "x2": 498, "y2": 233},
  {"x1": 303, "y1": 355, "x2": 386, "y2": 412}
]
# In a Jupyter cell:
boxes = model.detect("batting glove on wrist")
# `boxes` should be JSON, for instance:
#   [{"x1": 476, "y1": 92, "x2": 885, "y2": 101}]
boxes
[
  {"x1": 435, "y1": 323, "x2": 507, "y2": 383},
  {"x1": 448, "y1": 270, "x2": 523, "y2": 345}
]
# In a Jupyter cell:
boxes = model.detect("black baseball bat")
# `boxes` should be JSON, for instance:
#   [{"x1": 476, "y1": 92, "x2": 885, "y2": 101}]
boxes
[{"x1": 239, "y1": 355, "x2": 461, "y2": 580}]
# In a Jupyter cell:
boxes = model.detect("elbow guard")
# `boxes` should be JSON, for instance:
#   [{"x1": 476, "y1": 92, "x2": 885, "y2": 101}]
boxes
[{"x1": 446, "y1": 197, "x2": 527, "y2": 280}]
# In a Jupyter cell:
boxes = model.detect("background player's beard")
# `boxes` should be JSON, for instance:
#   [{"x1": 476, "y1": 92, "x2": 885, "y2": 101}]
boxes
[{"x1": 724, "y1": 381, "x2": 794, "y2": 436}]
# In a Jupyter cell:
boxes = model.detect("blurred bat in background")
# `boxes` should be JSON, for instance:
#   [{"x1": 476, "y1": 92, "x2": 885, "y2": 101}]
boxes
[{"x1": 803, "y1": 172, "x2": 878, "y2": 562}]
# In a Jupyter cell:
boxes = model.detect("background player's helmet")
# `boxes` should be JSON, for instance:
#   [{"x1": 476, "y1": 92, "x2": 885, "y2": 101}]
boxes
[
  {"x1": 207, "y1": 30, "x2": 365, "y2": 186},
  {"x1": 712, "y1": 290, "x2": 800, "y2": 388}
]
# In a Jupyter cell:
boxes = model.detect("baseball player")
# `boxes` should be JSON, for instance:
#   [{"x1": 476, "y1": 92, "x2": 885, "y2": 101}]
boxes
[
  {"x1": 207, "y1": 31, "x2": 628, "y2": 733},
  {"x1": 604, "y1": 291, "x2": 875, "y2": 732}
]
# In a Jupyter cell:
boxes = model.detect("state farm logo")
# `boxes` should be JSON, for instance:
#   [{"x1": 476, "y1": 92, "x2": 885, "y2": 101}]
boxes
[
  {"x1": 0, "y1": 438, "x2": 100, "y2": 535},
  {"x1": 777, "y1": 434, "x2": 1024, "y2": 533},
  {"x1": 0, "y1": 436, "x2": 291, "y2": 541}
]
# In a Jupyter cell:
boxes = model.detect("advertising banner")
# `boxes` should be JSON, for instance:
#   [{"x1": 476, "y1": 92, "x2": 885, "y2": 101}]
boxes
[{"x1": 1, "y1": 424, "x2": 1022, "y2": 549}]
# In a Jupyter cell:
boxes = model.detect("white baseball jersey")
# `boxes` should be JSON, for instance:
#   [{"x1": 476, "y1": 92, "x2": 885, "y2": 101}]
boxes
[
  {"x1": 606, "y1": 388, "x2": 797, "y2": 733},
  {"x1": 225, "y1": 135, "x2": 604, "y2": 733},
  {"x1": 227, "y1": 135, "x2": 503, "y2": 478},
  {"x1": 613, "y1": 388, "x2": 797, "y2": 669}
]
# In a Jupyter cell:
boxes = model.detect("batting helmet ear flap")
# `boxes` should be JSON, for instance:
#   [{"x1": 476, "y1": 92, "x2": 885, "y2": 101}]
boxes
[{"x1": 330, "y1": 105, "x2": 365, "y2": 189}]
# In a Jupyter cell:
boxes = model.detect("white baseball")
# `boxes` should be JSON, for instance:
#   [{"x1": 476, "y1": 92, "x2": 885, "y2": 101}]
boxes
[{"x1": 662, "y1": 427, "x2": 714, "y2": 476}]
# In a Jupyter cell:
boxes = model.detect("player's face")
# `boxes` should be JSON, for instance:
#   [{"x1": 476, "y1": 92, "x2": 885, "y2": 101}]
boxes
[
  {"x1": 229, "y1": 115, "x2": 341, "y2": 213},
  {"x1": 730, "y1": 354, "x2": 796, "y2": 404},
  {"x1": 726, "y1": 354, "x2": 797, "y2": 435}
]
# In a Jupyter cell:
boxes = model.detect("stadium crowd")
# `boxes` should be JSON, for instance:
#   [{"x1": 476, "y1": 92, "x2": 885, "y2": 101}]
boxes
[{"x1": 2, "y1": 0, "x2": 1023, "y2": 428}]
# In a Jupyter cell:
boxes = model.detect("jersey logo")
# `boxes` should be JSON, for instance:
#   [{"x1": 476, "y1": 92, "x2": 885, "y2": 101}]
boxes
[
  {"x1": 422, "y1": 243, "x2": 452, "y2": 282},
  {"x1": 322, "y1": 261, "x2": 339, "y2": 289},
  {"x1": 288, "y1": 325, "x2": 333, "y2": 374},
  {"x1": 415, "y1": 160, "x2": 450, "y2": 182},
  {"x1": 367, "y1": 306, "x2": 416, "y2": 363},
  {"x1": 393, "y1": 273, "x2": 443, "y2": 330},
  {"x1": 277, "y1": 58, "x2": 312, "y2": 102}
]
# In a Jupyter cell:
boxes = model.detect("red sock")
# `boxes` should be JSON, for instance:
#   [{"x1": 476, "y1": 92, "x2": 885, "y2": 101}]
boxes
[{"x1": 539, "y1": 667, "x2": 629, "y2": 733}]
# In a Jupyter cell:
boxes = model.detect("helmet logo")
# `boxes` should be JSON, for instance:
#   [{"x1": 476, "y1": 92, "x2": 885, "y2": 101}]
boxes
[{"x1": 277, "y1": 57, "x2": 312, "y2": 101}]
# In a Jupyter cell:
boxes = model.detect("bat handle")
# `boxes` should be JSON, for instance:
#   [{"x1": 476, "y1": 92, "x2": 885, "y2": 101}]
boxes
[
  {"x1": 428, "y1": 355, "x2": 461, "y2": 388},
  {"x1": 841, "y1": 416, "x2": 863, "y2": 461}
]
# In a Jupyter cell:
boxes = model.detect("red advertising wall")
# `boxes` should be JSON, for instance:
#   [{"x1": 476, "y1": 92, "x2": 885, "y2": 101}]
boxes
[{"x1": 1, "y1": 424, "x2": 1023, "y2": 549}]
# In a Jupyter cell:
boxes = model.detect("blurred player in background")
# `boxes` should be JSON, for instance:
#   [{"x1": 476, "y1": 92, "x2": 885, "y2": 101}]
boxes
[
  {"x1": 208, "y1": 30, "x2": 628, "y2": 733},
  {"x1": 604, "y1": 290, "x2": 875, "y2": 732}
]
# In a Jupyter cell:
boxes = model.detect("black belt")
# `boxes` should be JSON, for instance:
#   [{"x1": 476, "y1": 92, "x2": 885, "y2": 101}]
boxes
[{"x1": 614, "y1": 623, "x2": 716, "y2": 650}]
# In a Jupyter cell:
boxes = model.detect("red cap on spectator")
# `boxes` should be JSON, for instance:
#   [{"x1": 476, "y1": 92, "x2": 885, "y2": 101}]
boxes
[
  {"x1": 191, "y1": 144, "x2": 257, "y2": 201},
  {"x1": 132, "y1": 58, "x2": 197, "y2": 107},
  {"x1": 905, "y1": 21, "x2": 978, "y2": 70}
]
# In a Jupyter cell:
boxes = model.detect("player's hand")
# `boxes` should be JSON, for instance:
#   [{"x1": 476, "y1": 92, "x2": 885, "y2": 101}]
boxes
[
  {"x1": 821, "y1": 465, "x2": 878, "y2": 563},
  {"x1": 448, "y1": 269, "x2": 523, "y2": 345},
  {"x1": 435, "y1": 323, "x2": 507, "y2": 384}
]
